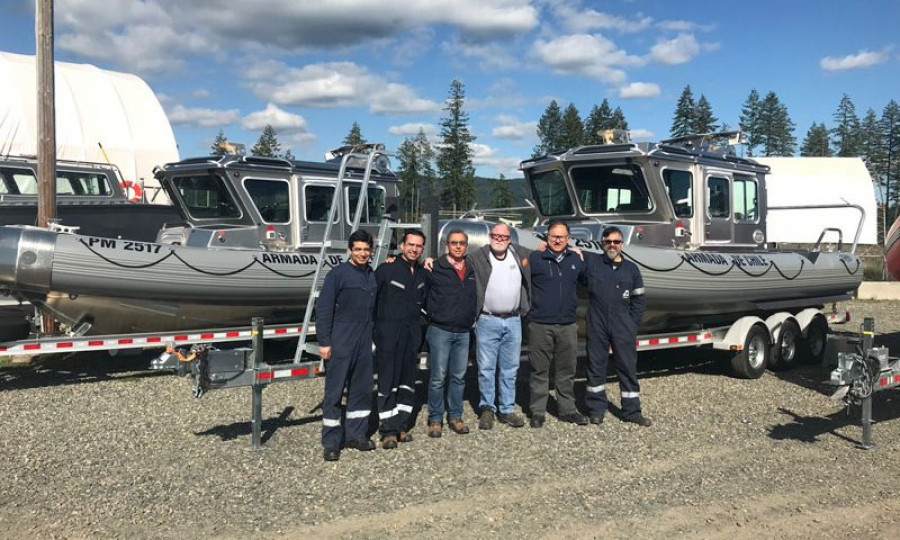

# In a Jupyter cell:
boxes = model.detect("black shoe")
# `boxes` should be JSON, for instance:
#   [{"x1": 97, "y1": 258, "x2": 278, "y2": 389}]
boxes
[
  {"x1": 323, "y1": 448, "x2": 341, "y2": 461},
  {"x1": 345, "y1": 439, "x2": 376, "y2": 451},
  {"x1": 497, "y1": 412, "x2": 525, "y2": 428},
  {"x1": 589, "y1": 415, "x2": 604, "y2": 425},
  {"x1": 623, "y1": 415, "x2": 652, "y2": 427},
  {"x1": 559, "y1": 413, "x2": 589, "y2": 425},
  {"x1": 478, "y1": 410, "x2": 494, "y2": 430},
  {"x1": 381, "y1": 435, "x2": 398, "y2": 450},
  {"x1": 529, "y1": 414, "x2": 545, "y2": 428}
]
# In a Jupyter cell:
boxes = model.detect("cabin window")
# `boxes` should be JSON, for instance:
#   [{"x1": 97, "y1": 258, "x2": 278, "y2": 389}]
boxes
[
  {"x1": 0, "y1": 167, "x2": 112, "y2": 196},
  {"x1": 171, "y1": 174, "x2": 241, "y2": 219},
  {"x1": 529, "y1": 169, "x2": 574, "y2": 216},
  {"x1": 663, "y1": 169, "x2": 693, "y2": 218},
  {"x1": 345, "y1": 185, "x2": 386, "y2": 224},
  {"x1": 304, "y1": 185, "x2": 335, "y2": 222},
  {"x1": 571, "y1": 164, "x2": 652, "y2": 213},
  {"x1": 733, "y1": 177, "x2": 758, "y2": 222},
  {"x1": 244, "y1": 178, "x2": 290, "y2": 224},
  {"x1": 707, "y1": 176, "x2": 730, "y2": 218}
]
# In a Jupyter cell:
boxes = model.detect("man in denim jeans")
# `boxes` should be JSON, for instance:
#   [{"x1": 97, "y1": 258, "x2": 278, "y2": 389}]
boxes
[
  {"x1": 470, "y1": 223, "x2": 532, "y2": 429},
  {"x1": 424, "y1": 229, "x2": 477, "y2": 438}
]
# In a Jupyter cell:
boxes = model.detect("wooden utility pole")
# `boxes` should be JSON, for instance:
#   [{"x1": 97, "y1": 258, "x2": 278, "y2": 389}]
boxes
[
  {"x1": 36, "y1": 0, "x2": 58, "y2": 334},
  {"x1": 36, "y1": 0, "x2": 56, "y2": 228}
]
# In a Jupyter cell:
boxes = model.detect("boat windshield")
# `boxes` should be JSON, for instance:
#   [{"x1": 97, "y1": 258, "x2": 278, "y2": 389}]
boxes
[
  {"x1": 571, "y1": 164, "x2": 652, "y2": 214},
  {"x1": 529, "y1": 169, "x2": 574, "y2": 216},
  {"x1": 171, "y1": 174, "x2": 241, "y2": 219}
]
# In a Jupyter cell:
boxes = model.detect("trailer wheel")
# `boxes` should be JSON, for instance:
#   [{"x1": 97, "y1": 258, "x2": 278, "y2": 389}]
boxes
[
  {"x1": 799, "y1": 315, "x2": 828, "y2": 365},
  {"x1": 730, "y1": 324, "x2": 770, "y2": 379},
  {"x1": 769, "y1": 319, "x2": 801, "y2": 371}
]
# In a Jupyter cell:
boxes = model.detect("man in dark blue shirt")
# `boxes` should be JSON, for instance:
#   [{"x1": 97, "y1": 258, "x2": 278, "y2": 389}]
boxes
[
  {"x1": 582, "y1": 226, "x2": 650, "y2": 427},
  {"x1": 527, "y1": 220, "x2": 589, "y2": 428},
  {"x1": 374, "y1": 230, "x2": 428, "y2": 449},
  {"x1": 317, "y1": 230, "x2": 378, "y2": 461}
]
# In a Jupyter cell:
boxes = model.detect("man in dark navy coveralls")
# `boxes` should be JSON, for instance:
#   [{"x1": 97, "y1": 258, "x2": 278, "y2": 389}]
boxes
[
  {"x1": 583, "y1": 226, "x2": 651, "y2": 427},
  {"x1": 317, "y1": 230, "x2": 378, "y2": 461},
  {"x1": 373, "y1": 230, "x2": 428, "y2": 449}
]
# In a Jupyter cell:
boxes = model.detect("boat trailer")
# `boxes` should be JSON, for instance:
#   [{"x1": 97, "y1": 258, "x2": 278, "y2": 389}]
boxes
[{"x1": 828, "y1": 317, "x2": 900, "y2": 449}]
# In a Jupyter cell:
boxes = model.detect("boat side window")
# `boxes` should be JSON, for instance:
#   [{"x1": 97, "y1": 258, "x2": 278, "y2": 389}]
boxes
[
  {"x1": 732, "y1": 177, "x2": 758, "y2": 222},
  {"x1": 0, "y1": 167, "x2": 38, "y2": 195},
  {"x1": 171, "y1": 174, "x2": 241, "y2": 219},
  {"x1": 662, "y1": 169, "x2": 693, "y2": 218},
  {"x1": 571, "y1": 164, "x2": 652, "y2": 213},
  {"x1": 55, "y1": 171, "x2": 112, "y2": 196},
  {"x1": 529, "y1": 169, "x2": 574, "y2": 216},
  {"x1": 707, "y1": 176, "x2": 730, "y2": 218},
  {"x1": 345, "y1": 185, "x2": 386, "y2": 224},
  {"x1": 304, "y1": 185, "x2": 336, "y2": 222},
  {"x1": 244, "y1": 178, "x2": 290, "y2": 224}
]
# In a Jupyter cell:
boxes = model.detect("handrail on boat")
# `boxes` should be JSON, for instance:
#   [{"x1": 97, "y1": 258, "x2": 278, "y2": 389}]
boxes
[{"x1": 767, "y1": 202, "x2": 865, "y2": 254}]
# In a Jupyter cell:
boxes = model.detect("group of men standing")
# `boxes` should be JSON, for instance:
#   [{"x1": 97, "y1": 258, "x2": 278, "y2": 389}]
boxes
[{"x1": 316, "y1": 221, "x2": 649, "y2": 462}]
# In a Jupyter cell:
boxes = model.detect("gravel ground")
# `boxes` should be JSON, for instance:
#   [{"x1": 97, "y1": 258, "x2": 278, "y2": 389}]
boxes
[{"x1": 2, "y1": 299, "x2": 900, "y2": 539}]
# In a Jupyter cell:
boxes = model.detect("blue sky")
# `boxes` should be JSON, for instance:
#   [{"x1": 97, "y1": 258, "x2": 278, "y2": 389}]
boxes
[{"x1": 1, "y1": 0, "x2": 898, "y2": 178}]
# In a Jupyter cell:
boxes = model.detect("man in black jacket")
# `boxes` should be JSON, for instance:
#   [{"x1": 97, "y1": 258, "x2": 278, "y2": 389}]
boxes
[
  {"x1": 424, "y1": 229, "x2": 477, "y2": 438},
  {"x1": 317, "y1": 230, "x2": 378, "y2": 461},
  {"x1": 374, "y1": 230, "x2": 428, "y2": 449}
]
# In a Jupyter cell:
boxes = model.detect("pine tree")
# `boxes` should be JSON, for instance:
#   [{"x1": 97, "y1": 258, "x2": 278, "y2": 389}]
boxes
[
  {"x1": 560, "y1": 103, "x2": 584, "y2": 150},
  {"x1": 342, "y1": 122, "x2": 367, "y2": 147},
  {"x1": 436, "y1": 79, "x2": 476, "y2": 212},
  {"x1": 251, "y1": 125, "x2": 281, "y2": 157},
  {"x1": 881, "y1": 100, "x2": 900, "y2": 229},
  {"x1": 831, "y1": 94, "x2": 861, "y2": 157},
  {"x1": 211, "y1": 129, "x2": 228, "y2": 155},
  {"x1": 670, "y1": 85, "x2": 696, "y2": 137},
  {"x1": 800, "y1": 123, "x2": 832, "y2": 156},
  {"x1": 282, "y1": 148, "x2": 295, "y2": 160},
  {"x1": 611, "y1": 106, "x2": 629, "y2": 131},
  {"x1": 757, "y1": 92, "x2": 795, "y2": 156},
  {"x1": 693, "y1": 94, "x2": 718, "y2": 134},
  {"x1": 739, "y1": 89, "x2": 762, "y2": 156},
  {"x1": 395, "y1": 129, "x2": 436, "y2": 219},
  {"x1": 533, "y1": 100, "x2": 564, "y2": 157},
  {"x1": 491, "y1": 173, "x2": 514, "y2": 208},
  {"x1": 583, "y1": 99, "x2": 614, "y2": 144}
]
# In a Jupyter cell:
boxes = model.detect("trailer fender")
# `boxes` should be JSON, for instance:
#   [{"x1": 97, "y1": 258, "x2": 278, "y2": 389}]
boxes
[
  {"x1": 764, "y1": 312, "x2": 798, "y2": 343},
  {"x1": 712, "y1": 316, "x2": 768, "y2": 351},
  {"x1": 794, "y1": 308, "x2": 825, "y2": 336}
]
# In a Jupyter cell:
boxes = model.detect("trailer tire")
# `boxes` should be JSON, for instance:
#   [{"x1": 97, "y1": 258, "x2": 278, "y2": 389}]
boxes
[
  {"x1": 769, "y1": 319, "x2": 801, "y2": 371},
  {"x1": 799, "y1": 315, "x2": 828, "y2": 365},
  {"x1": 730, "y1": 323, "x2": 770, "y2": 379}
]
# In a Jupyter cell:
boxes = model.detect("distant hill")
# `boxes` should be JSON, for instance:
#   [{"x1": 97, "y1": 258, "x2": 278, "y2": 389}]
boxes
[{"x1": 474, "y1": 176, "x2": 529, "y2": 208}]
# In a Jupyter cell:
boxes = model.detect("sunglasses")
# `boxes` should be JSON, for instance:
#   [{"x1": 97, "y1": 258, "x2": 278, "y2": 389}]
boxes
[
  {"x1": 490, "y1": 234, "x2": 511, "y2": 241},
  {"x1": 603, "y1": 239, "x2": 623, "y2": 245}
]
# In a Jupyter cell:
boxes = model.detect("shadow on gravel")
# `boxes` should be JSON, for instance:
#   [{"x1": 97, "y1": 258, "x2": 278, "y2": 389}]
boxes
[
  {"x1": 0, "y1": 350, "x2": 167, "y2": 391},
  {"x1": 195, "y1": 406, "x2": 323, "y2": 445},
  {"x1": 768, "y1": 396, "x2": 900, "y2": 447}
]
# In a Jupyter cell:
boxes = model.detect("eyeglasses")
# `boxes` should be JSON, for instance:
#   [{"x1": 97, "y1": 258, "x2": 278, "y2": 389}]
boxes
[
  {"x1": 448, "y1": 240, "x2": 468, "y2": 246},
  {"x1": 548, "y1": 235, "x2": 569, "y2": 241},
  {"x1": 603, "y1": 239, "x2": 623, "y2": 245},
  {"x1": 490, "y1": 233, "x2": 511, "y2": 241}
]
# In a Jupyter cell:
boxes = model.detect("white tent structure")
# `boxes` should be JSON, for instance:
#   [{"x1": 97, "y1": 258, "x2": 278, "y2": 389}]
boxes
[
  {"x1": 757, "y1": 157, "x2": 877, "y2": 246},
  {"x1": 0, "y1": 52, "x2": 178, "y2": 203}
]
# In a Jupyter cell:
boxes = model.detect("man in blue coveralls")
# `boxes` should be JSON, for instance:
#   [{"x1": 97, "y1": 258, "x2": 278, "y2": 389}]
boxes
[
  {"x1": 373, "y1": 229, "x2": 428, "y2": 449},
  {"x1": 317, "y1": 229, "x2": 378, "y2": 461},
  {"x1": 583, "y1": 226, "x2": 651, "y2": 427}
]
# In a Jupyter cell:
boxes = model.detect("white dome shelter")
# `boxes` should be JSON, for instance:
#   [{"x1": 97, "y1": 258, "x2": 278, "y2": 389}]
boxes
[{"x1": 0, "y1": 51, "x2": 178, "y2": 203}]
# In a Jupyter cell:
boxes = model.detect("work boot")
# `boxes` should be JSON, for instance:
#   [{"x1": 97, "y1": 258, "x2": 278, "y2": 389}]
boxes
[
  {"x1": 497, "y1": 412, "x2": 525, "y2": 428},
  {"x1": 478, "y1": 409, "x2": 494, "y2": 430},
  {"x1": 589, "y1": 415, "x2": 604, "y2": 425},
  {"x1": 344, "y1": 439, "x2": 376, "y2": 451},
  {"x1": 381, "y1": 435, "x2": 398, "y2": 450},
  {"x1": 559, "y1": 412, "x2": 590, "y2": 425},
  {"x1": 398, "y1": 431, "x2": 413, "y2": 443},
  {"x1": 529, "y1": 414, "x2": 545, "y2": 428},
  {"x1": 448, "y1": 418, "x2": 470, "y2": 434},
  {"x1": 623, "y1": 414, "x2": 652, "y2": 427},
  {"x1": 323, "y1": 448, "x2": 341, "y2": 461},
  {"x1": 428, "y1": 422, "x2": 442, "y2": 438}
]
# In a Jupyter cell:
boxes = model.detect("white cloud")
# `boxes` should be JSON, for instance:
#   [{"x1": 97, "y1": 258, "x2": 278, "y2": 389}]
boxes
[
  {"x1": 554, "y1": 3, "x2": 652, "y2": 34},
  {"x1": 820, "y1": 48, "x2": 891, "y2": 71},
  {"x1": 531, "y1": 34, "x2": 644, "y2": 84},
  {"x1": 648, "y1": 33, "x2": 700, "y2": 65},
  {"x1": 472, "y1": 143, "x2": 522, "y2": 176},
  {"x1": 491, "y1": 115, "x2": 537, "y2": 140},
  {"x1": 388, "y1": 123, "x2": 437, "y2": 136},
  {"x1": 191, "y1": 89, "x2": 211, "y2": 99},
  {"x1": 244, "y1": 61, "x2": 440, "y2": 114},
  {"x1": 656, "y1": 20, "x2": 715, "y2": 32},
  {"x1": 166, "y1": 104, "x2": 241, "y2": 127},
  {"x1": 242, "y1": 104, "x2": 308, "y2": 131},
  {"x1": 628, "y1": 128, "x2": 654, "y2": 141},
  {"x1": 617, "y1": 82, "x2": 661, "y2": 99},
  {"x1": 443, "y1": 40, "x2": 521, "y2": 71}
]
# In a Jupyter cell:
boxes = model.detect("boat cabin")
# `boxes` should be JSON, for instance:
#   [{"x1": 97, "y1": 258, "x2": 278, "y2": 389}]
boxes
[
  {"x1": 152, "y1": 152, "x2": 401, "y2": 250},
  {"x1": 0, "y1": 155, "x2": 131, "y2": 203},
  {"x1": 520, "y1": 133, "x2": 770, "y2": 250}
]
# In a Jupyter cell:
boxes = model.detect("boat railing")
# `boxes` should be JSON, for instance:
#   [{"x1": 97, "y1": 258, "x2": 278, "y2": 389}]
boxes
[{"x1": 767, "y1": 202, "x2": 865, "y2": 254}]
